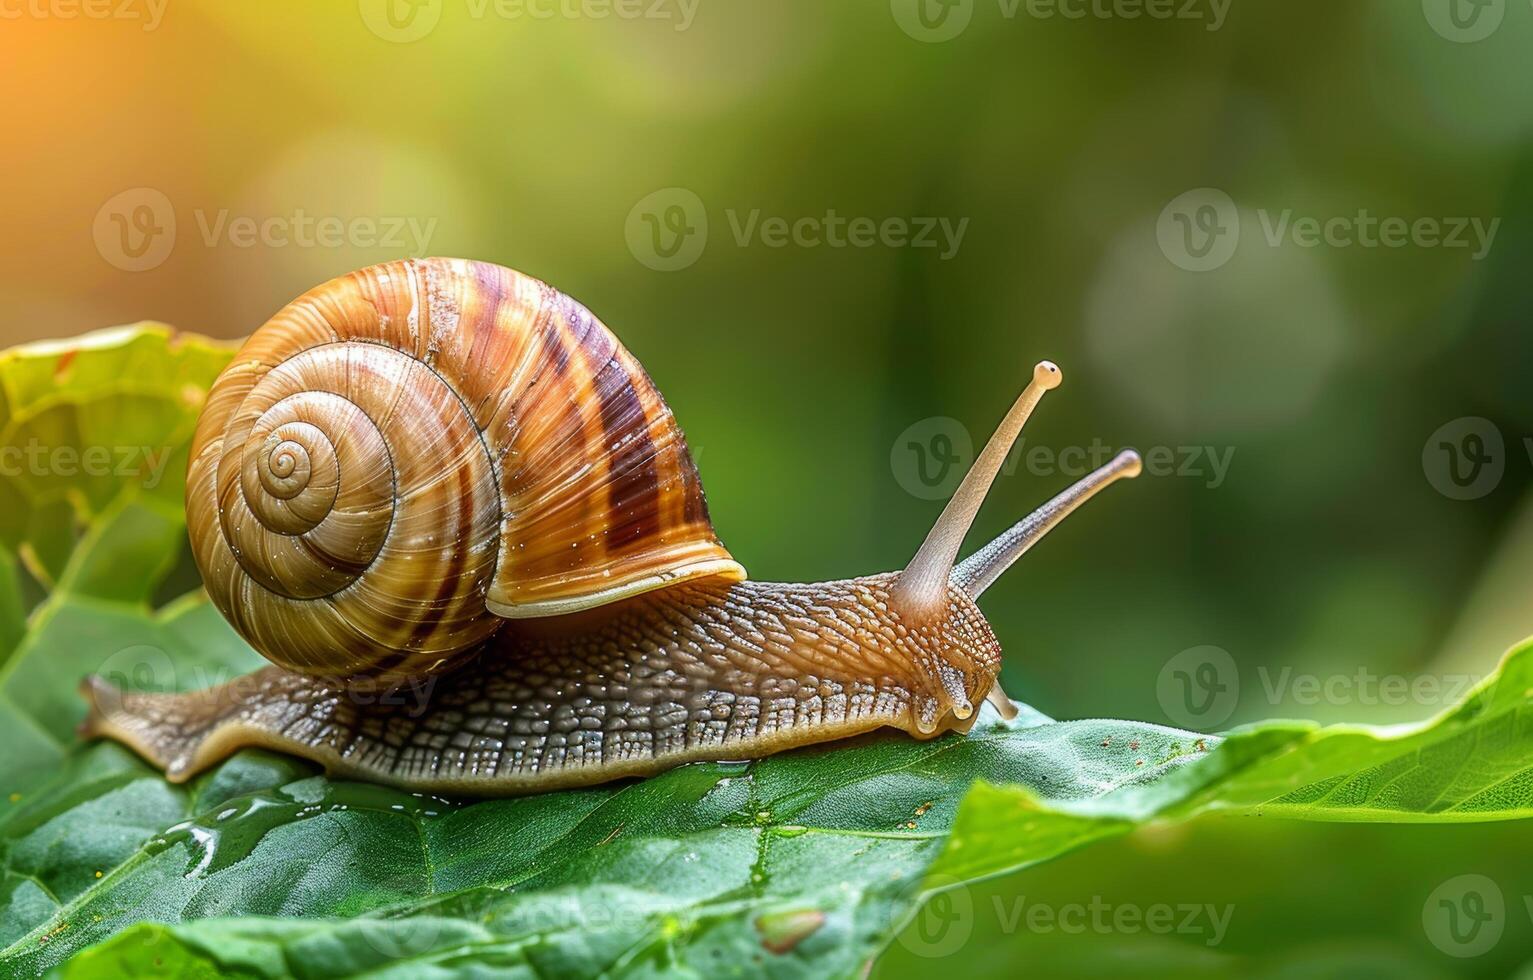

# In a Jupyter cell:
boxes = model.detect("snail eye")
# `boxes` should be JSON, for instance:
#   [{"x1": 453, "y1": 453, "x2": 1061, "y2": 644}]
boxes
[{"x1": 892, "y1": 361, "x2": 1062, "y2": 621}]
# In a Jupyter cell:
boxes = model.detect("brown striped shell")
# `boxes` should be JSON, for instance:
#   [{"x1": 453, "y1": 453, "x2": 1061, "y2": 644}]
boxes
[{"x1": 186, "y1": 258, "x2": 744, "y2": 688}]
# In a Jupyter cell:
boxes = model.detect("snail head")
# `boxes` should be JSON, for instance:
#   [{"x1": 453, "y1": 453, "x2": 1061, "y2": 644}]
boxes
[{"x1": 880, "y1": 361, "x2": 1142, "y2": 723}]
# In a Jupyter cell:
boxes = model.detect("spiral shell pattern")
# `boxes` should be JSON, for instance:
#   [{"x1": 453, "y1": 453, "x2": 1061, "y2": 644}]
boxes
[{"x1": 187, "y1": 259, "x2": 742, "y2": 687}]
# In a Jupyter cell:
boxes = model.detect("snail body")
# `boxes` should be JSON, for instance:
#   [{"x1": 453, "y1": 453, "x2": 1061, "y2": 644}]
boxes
[{"x1": 84, "y1": 258, "x2": 1140, "y2": 794}]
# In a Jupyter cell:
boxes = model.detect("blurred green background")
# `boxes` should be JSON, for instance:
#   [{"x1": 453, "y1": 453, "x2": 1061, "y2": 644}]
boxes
[{"x1": 3, "y1": 0, "x2": 1532, "y2": 974}]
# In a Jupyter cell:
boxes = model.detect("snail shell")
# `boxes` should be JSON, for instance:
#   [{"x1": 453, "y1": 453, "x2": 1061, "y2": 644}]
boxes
[{"x1": 186, "y1": 258, "x2": 744, "y2": 688}]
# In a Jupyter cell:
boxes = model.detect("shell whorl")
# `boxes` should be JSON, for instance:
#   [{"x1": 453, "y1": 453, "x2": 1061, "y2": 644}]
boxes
[{"x1": 187, "y1": 258, "x2": 743, "y2": 687}]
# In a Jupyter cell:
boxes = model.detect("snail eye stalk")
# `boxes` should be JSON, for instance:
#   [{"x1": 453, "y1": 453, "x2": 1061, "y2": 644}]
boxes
[
  {"x1": 893, "y1": 360, "x2": 1144, "y2": 619},
  {"x1": 951, "y1": 449, "x2": 1142, "y2": 599},
  {"x1": 892, "y1": 361, "x2": 1061, "y2": 619}
]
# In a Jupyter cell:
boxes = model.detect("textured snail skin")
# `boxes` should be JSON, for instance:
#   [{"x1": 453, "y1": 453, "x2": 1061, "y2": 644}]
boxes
[{"x1": 81, "y1": 575, "x2": 1003, "y2": 794}]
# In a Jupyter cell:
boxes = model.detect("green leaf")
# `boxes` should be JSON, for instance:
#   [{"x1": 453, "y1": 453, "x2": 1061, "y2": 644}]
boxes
[
  {"x1": 926, "y1": 636, "x2": 1533, "y2": 889},
  {"x1": 0, "y1": 325, "x2": 1530, "y2": 978},
  {"x1": 1, "y1": 671, "x2": 1218, "y2": 975},
  {"x1": 15, "y1": 642, "x2": 1533, "y2": 978},
  {"x1": 0, "y1": 324, "x2": 234, "y2": 668},
  {"x1": 0, "y1": 325, "x2": 239, "y2": 800}
]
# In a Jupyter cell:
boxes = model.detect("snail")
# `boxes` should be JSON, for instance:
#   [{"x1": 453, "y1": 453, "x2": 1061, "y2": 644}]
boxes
[{"x1": 81, "y1": 258, "x2": 1141, "y2": 794}]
